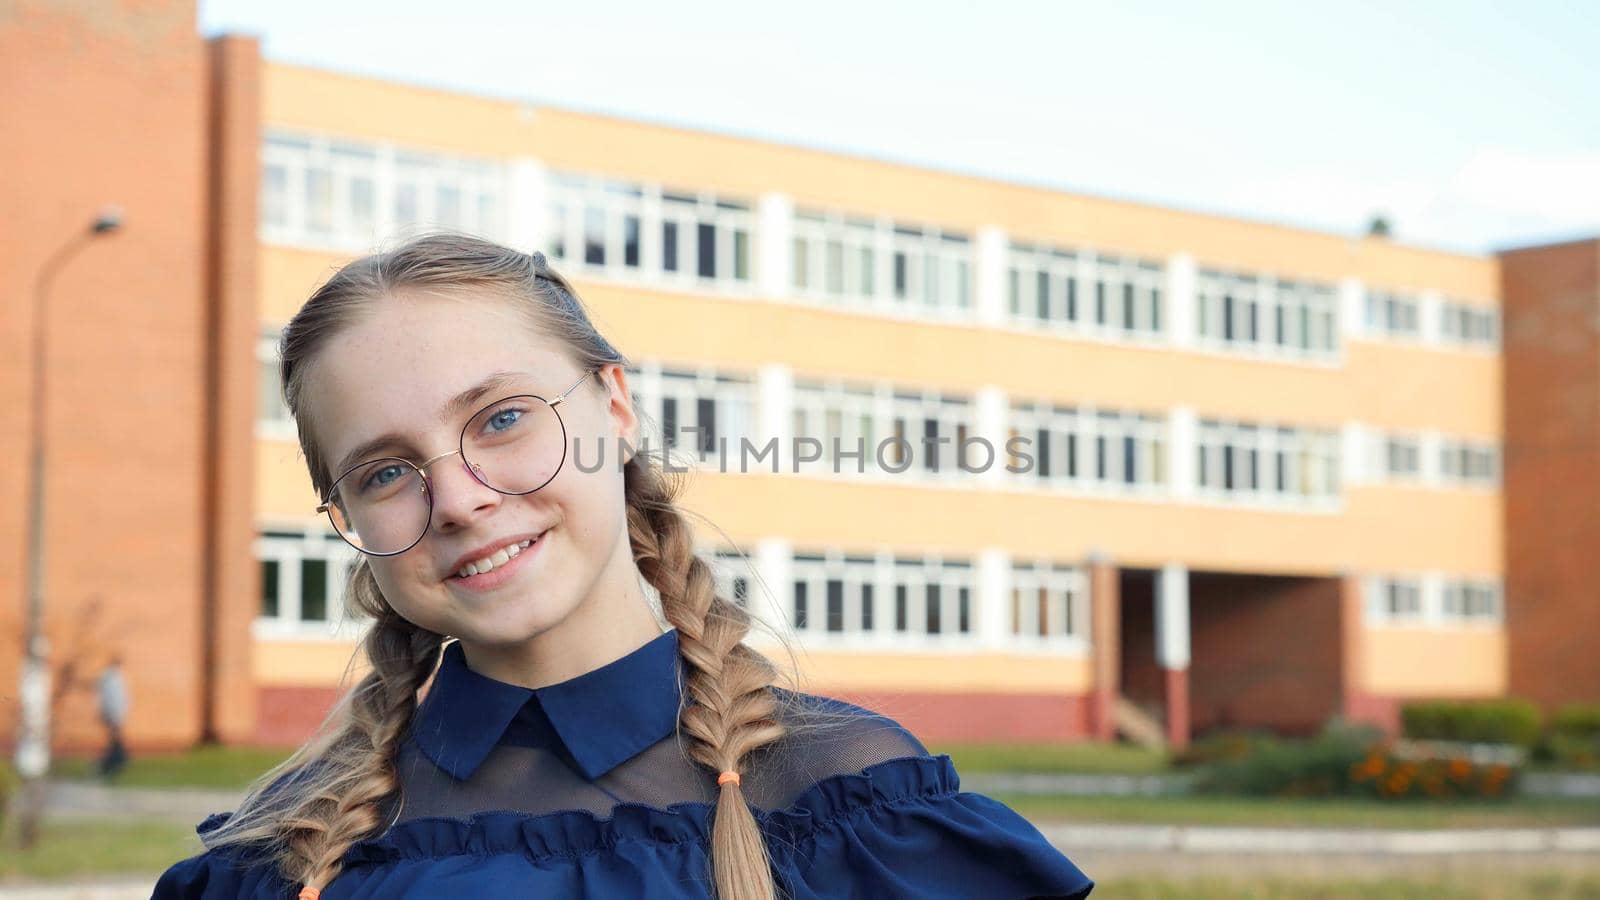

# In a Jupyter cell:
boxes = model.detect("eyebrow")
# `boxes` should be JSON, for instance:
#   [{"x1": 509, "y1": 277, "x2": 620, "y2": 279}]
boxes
[{"x1": 330, "y1": 370, "x2": 533, "y2": 478}]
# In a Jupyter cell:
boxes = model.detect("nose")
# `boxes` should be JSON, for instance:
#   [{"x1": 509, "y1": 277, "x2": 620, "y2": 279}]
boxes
[{"x1": 426, "y1": 452, "x2": 502, "y2": 533}]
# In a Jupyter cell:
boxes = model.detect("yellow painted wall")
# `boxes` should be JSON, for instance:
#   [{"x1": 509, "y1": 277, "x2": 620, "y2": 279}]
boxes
[
  {"x1": 254, "y1": 637, "x2": 368, "y2": 687},
  {"x1": 1361, "y1": 627, "x2": 1507, "y2": 696},
  {"x1": 262, "y1": 63, "x2": 1499, "y2": 299}
]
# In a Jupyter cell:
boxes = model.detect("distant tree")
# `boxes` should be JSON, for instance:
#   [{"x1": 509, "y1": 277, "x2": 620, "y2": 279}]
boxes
[{"x1": 1366, "y1": 214, "x2": 1392, "y2": 238}]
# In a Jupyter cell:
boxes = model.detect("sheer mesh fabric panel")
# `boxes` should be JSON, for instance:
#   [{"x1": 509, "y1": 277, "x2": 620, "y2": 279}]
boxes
[{"x1": 385, "y1": 691, "x2": 929, "y2": 826}]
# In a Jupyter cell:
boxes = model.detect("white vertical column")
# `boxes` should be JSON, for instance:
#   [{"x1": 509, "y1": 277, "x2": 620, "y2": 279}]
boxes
[
  {"x1": 975, "y1": 225, "x2": 1009, "y2": 327},
  {"x1": 1154, "y1": 562, "x2": 1190, "y2": 670},
  {"x1": 754, "y1": 537, "x2": 795, "y2": 641},
  {"x1": 373, "y1": 143, "x2": 399, "y2": 244},
  {"x1": 756, "y1": 193, "x2": 794, "y2": 300},
  {"x1": 1420, "y1": 570, "x2": 1445, "y2": 626},
  {"x1": 1165, "y1": 252, "x2": 1197, "y2": 349},
  {"x1": 1341, "y1": 421, "x2": 1370, "y2": 488},
  {"x1": 1419, "y1": 429, "x2": 1443, "y2": 487},
  {"x1": 1168, "y1": 405, "x2": 1197, "y2": 501},
  {"x1": 974, "y1": 384, "x2": 1009, "y2": 484},
  {"x1": 507, "y1": 157, "x2": 548, "y2": 253},
  {"x1": 1339, "y1": 277, "x2": 1366, "y2": 342},
  {"x1": 1418, "y1": 289, "x2": 1443, "y2": 345},
  {"x1": 756, "y1": 364, "x2": 793, "y2": 473},
  {"x1": 977, "y1": 547, "x2": 1012, "y2": 650}
]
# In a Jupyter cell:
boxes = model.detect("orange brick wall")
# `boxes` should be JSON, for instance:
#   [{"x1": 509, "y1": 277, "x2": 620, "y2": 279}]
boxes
[
  {"x1": 1500, "y1": 239, "x2": 1600, "y2": 711},
  {"x1": 0, "y1": 1, "x2": 257, "y2": 752}
]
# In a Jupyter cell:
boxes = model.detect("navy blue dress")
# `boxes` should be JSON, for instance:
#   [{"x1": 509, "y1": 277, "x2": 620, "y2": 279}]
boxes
[{"x1": 154, "y1": 628, "x2": 1093, "y2": 898}]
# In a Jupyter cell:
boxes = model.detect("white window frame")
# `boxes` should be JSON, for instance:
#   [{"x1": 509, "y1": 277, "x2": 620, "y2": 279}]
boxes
[
  {"x1": 547, "y1": 172, "x2": 754, "y2": 291},
  {"x1": 1439, "y1": 299, "x2": 1501, "y2": 350},
  {"x1": 1197, "y1": 418, "x2": 1340, "y2": 507},
  {"x1": 254, "y1": 529, "x2": 365, "y2": 640},
  {"x1": 1009, "y1": 561, "x2": 1090, "y2": 649},
  {"x1": 627, "y1": 362, "x2": 756, "y2": 470},
  {"x1": 1364, "y1": 288, "x2": 1422, "y2": 340},
  {"x1": 1007, "y1": 401, "x2": 1167, "y2": 495},
  {"x1": 789, "y1": 552, "x2": 978, "y2": 649},
  {"x1": 256, "y1": 325, "x2": 295, "y2": 441},
  {"x1": 1008, "y1": 242, "x2": 1165, "y2": 342},
  {"x1": 788, "y1": 378, "x2": 977, "y2": 484}
]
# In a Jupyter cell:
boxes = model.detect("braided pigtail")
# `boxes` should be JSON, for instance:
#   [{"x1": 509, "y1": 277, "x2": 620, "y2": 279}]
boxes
[{"x1": 624, "y1": 455, "x2": 789, "y2": 900}]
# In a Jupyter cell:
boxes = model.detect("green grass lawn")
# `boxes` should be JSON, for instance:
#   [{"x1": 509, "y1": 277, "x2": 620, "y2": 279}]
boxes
[
  {"x1": 50, "y1": 744, "x2": 292, "y2": 790},
  {"x1": 999, "y1": 792, "x2": 1600, "y2": 829},
  {"x1": 0, "y1": 819, "x2": 200, "y2": 881},
  {"x1": 931, "y1": 741, "x2": 1171, "y2": 775},
  {"x1": 1090, "y1": 873, "x2": 1600, "y2": 899}
]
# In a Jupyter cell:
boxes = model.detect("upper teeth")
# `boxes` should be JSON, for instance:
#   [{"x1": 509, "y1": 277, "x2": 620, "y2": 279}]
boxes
[{"x1": 457, "y1": 538, "x2": 535, "y2": 578}]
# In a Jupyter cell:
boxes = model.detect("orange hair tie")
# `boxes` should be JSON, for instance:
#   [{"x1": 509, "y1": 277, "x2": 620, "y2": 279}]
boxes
[
  {"x1": 298, "y1": 887, "x2": 321, "y2": 900},
  {"x1": 717, "y1": 770, "x2": 741, "y2": 787}
]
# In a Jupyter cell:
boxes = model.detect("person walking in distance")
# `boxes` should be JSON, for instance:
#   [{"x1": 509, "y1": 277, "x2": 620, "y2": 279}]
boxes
[{"x1": 97, "y1": 654, "x2": 130, "y2": 779}]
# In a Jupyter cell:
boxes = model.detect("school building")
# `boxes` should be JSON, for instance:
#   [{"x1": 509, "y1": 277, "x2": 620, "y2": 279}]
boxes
[{"x1": 2, "y1": 3, "x2": 1597, "y2": 754}]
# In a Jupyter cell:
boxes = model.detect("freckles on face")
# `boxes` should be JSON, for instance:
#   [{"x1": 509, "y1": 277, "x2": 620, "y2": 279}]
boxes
[{"x1": 304, "y1": 292, "x2": 629, "y2": 641}]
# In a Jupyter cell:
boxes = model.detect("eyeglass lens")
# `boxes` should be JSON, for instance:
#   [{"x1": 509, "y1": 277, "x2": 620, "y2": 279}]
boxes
[{"x1": 325, "y1": 392, "x2": 569, "y2": 554}]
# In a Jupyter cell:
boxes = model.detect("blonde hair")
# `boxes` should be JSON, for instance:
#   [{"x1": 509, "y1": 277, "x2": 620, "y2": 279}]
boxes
[{"x1": 206, "y1": 232, "x2": 835, "y2": 900}]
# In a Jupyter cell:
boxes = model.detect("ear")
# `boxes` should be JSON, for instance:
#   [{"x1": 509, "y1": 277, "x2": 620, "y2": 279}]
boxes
[{"x1": 599, "y1": 364, "x2": 641, "y2": 463}]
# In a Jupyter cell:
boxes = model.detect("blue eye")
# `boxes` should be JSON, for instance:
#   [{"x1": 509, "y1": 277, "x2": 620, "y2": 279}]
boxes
[
  {"x1": 361, "y1": 464, "x2": 408, "y2": 492},
  {"x1": 485, "y1": 407, "x2": 524, "y2": 434}
]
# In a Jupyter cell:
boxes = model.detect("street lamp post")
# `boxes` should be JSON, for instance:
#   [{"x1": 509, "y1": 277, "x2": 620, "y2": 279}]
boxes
[{"x1": 15, "y1": 208, "x2": 124, "y2": 848}]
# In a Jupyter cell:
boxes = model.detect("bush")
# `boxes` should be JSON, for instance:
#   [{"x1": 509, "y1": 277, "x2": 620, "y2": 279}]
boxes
[
  {"x1": 1546, "y1": 704, "x2": 1600, "y2": 770},
  {"x1": 1400, "y1": 699, "x2": 1542, "y2": 748},
  {"x1": 1194, "y1": 719, "x2": 1517, "y2": 801}
]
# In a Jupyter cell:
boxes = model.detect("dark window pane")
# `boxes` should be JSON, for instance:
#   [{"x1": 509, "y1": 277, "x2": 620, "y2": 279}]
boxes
[
  {"x1": 1037, "y1": 429, "x2": 1051, "y2": 479},
  {"x1": 662, "y1": 397, "x2": 678, "y2": 448},
  {"x1": 696, "y1": 398, "x2": 716, "y2": 454},
  {"x1": 1095, "y1": 281, "x2": 1107, "y2": 323},
  {"x1": 1122, "y1": 283, "x2": 1135, "y2": 328},
  {"x1": 1067, "y1": 433, "x2": 1078, "y2": 477},
  {"x1": 1123, "y1": 436, "x2": 1137, "y2": 484},
  {"x1": 827, "y1": 580, "x2": 844, "y2": 632},
  {"x1": 958, "y1": 586, "x2": 970, "y2": 632},
  {"x1": 1151, "y1": 289, "x2": 1162, "y2": 330},
  {"x1": 1066, "y1": 278, "x2": 1078, "y2": 320},
  {"x1": 793, "y1": 581, "x2": 808, "y2": 629},
  {"x1": 261, "y1": 559, "x2": 279, "y2": 618},
  {"x1": 301, "y1": 559, "x2": 327, "y2": 622},
  {"x1": 624, "y1": 215, "x2": 640, "y2": 267},
  {"x1": 926, "y1": 584, "x2": 942, "y2": 634},
  {"x1": 584, "y1": 208, "x2": 605, "y2": 265},
  {"x1": 662, "y1": 221, "x2": 679, "y2": 272},
  {"x1": 1223, "y1": 295, "x2": 1235, "y2": 340},
  {"x1": 894, "y1": 252, "x2": 909, "y2": 297},
  {"x1": 895, "y1": 584, "x2": 908, "y2": 631},
  {"x1": 1036, "y1": 271, "x2": 1050, "y2": 320},
  {"x1": 697, "y1": 222, "x2": 716, "y2": 278},
  {"x1": 923, "y1": 418, "x2": 940, "y2": 473},
  {"x1": 1096, "y1": 435, "x2": 1108, "y2": 479},
  {"x1": 862, "y1": 584, "x2": 874, "y2": 631}
]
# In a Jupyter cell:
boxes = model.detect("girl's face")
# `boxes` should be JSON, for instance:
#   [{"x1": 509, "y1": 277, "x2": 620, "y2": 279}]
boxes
[{"x1": 305, "y1": 291, "x2": 641, "y2": 652}]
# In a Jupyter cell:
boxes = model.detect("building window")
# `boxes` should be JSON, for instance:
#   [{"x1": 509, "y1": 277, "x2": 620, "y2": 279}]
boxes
[
  {"x1": 256, "y1": 326, "x2": 294, "y2": 439},
  {"x1": 627, "y1": 363, "x2": 755, "y2": 467},
  {"x1": 255, "y1": 530, "x2": 363, "y2": 636},
  {"x1": 1198, "y1": 269, "x2": 1338, "y2": 358},
  {"x1": 790, "y1": 553, "x2": 974, "y2": 644},
  {"x1": 1439, "y1": 438, "x2": 1499, "y2": 487},
  {"x1": 547, "y1": 173, "x2": 752, "y2": 288},
  {"x1": 790, "y1": 379, "x2": 977, "y2": 480},
  {"x1": 1383, "y1": 433, "x2": 1422, "y2": 480},
  {"x1": 1442, "y1": 579, "x2": 1502, "y2": 623},
  {"x1": 1010, "y1": 561, "x2": 1088, "y2": 645},
  {"x1": 1007, "y1": 402, "x2": 1166, "y2": 493},
  {"x1": 260, "y1": 131, "x2": 506, "y2": 250},
  {"x1": 1008, "y1": 242, "x2": 1164, "y2": 339},
  {"x1": 791, "y1": 209, "x2": 971, "y2": 317},
  {"x1": 1197, "y1": 419, "x2": 1340, "y2": 505},
  {"x1": 1440, "y1": 300, "x2": 1500, "y2": 349},
  {"x1": 1365, "y1": 289, "x2": 1422, "y2": 339},
  {"x1": 1371, "y1": 576, "x2": 1424, "y2": 621}
]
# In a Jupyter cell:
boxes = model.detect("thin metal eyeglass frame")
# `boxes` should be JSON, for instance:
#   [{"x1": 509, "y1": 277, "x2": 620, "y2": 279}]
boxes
[{"x1": 315, "y1": 367, "x2": 601, "y2": 557}]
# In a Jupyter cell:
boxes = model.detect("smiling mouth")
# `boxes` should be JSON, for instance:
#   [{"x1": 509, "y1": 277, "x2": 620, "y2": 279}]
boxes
[{"x1": 450, "y1": 531, "x2": 548, "y2": 580}]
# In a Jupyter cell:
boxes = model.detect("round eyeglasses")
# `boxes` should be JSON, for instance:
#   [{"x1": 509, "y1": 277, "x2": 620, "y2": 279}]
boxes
[{"x1": 316, "y1": 368, "x2": 599, "y2": 556}]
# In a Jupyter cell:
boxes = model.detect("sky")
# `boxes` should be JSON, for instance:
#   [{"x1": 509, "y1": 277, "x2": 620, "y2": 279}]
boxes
[{"x1": 198, "y1": 0, "x2": 1600, "y2": 255}]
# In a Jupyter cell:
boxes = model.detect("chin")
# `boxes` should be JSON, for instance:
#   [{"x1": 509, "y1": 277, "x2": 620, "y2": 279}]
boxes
[{"x1": 450, "y1": 596, "x2": 581, "y2": 647}]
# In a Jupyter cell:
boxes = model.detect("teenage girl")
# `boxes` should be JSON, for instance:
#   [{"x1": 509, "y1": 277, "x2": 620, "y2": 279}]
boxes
[{"x1": 154, "y1": 232, "x2": 1093, "y2": 899}]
